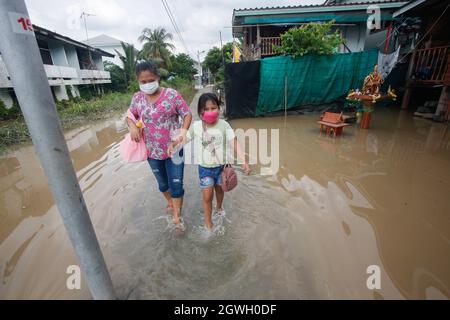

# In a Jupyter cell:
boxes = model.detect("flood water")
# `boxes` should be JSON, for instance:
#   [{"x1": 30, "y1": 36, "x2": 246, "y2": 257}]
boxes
[{"x1": 0, "y1": 90, "x2": 449, "y2": 299}]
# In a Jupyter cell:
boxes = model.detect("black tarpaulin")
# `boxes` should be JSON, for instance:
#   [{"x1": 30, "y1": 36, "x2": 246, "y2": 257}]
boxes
[{"x1": 224, "y1": 61, "x2": 260, "y2": 119}]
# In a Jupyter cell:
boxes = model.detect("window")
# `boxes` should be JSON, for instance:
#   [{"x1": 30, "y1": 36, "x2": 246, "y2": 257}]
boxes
[{"x1": 37, "y1": 38, "x2": 53, "y2": 65}]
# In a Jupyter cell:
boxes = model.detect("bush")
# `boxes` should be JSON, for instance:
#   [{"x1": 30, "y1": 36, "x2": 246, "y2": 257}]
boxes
[
  {"x1": 273, "y1": 20, "x2": 345, "y2": 58},
  {"x1": 127, "y1": 82, "x2": 139, "y2": 93},
  {"x1": 0, "y1": 119, "x2": 30, "y2": 149},
  {"x1": 55, "y1": 99, "x2": 73, "y2": 111},
  {"x1": 0, "y1": 99, "x2": 8, "y2": 119},
  {"x1": 170, "y1": 53, "x2": 197, "y2": 80},
  {"x1": 0, "y1": 99, "x2": 22, "y2": 120},
  {"x1": 66, "y1": 85, "x2": 74, "y2": 100},
  {"x1": 78, "y1": 85, "x2": 105, "y2": 100},
  {"x1": 166, "y1": 76, "x2": 195, "y2": 103},
  {"x1": 105, "y1": 61, "x2": 129, "y2": 92}
]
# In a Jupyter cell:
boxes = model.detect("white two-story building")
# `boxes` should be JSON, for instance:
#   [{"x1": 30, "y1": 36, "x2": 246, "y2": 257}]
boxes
[
  {"x1": 82, "y1": 34, "x2": 127, "y2": 68},
  {"x1": 0, "y1": 25, "x2": 114, "y2": 109}
]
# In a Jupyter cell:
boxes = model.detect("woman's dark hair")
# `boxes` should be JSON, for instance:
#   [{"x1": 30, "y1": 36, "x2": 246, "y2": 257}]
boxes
[
  {"x1": 197, "y1": 93, "x2": 221, "y2": 115},
  {"x1": 135, "y1": 59, "x2": 160, "y2": 78}
]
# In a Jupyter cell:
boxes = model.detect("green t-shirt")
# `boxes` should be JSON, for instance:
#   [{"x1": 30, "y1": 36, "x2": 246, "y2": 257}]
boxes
[{"x1": 187, "y1": 119, "x2": 236, "y2": 168}]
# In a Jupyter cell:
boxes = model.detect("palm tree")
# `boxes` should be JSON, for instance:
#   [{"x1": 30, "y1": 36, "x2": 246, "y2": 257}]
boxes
[
  {"x1": 115, "y1": 42, "x2": 137, "y2": 85},
  {"x1": 138, "y1": 27, "x2": 175, "y2": 69}
]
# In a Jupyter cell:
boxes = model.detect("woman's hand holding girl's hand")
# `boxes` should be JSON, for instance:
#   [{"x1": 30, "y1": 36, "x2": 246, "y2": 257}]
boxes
[
  {"x1": 167, "y1": 141, "x2": 178, "y2": 157},
  {"x1": 174, "y1": 135, "x2": 184, "y2": 145},
  {"x1": 173, "y1": 129, "x2": 188, "y2": 145}
]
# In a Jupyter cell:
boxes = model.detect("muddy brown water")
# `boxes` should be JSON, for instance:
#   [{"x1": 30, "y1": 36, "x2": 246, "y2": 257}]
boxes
[{"x1": 0, "y1": 94, "x2": 449, "y2": 299}]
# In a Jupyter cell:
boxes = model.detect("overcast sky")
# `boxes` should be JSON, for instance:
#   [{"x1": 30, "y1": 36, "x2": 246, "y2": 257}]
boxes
[{"x1": 24, "y1": 0, "x2": 324, "y2": 60}]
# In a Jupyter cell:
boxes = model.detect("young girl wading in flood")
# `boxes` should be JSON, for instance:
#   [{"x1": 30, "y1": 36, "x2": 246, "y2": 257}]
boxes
[{"x1": 169, "y1": 93, "x2": 250, "y2": 233}]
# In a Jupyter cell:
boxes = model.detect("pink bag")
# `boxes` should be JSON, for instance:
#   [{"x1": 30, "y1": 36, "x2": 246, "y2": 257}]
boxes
[
  {"x1": 220, "y1": 164, "x2": 238, "y2": 192},
  {"x1": 119, "y1": 110, "x2": 147, "y2": 163}
]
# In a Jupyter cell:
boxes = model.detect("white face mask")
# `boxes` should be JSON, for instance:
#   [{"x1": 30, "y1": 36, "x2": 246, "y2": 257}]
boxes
[{"x1": 140, "y1": 81, "x2": 159, "y2": 95}]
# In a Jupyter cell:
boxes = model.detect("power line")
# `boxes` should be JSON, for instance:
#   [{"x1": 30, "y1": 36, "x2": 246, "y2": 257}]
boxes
[
  {"x1": 160, "y1": 0, "x2": 182, "y2": 49},
  {"x1": 170, "y1": 1, "x2": 196, "y2": 60},
  {"x1": 163, "y1": 0, "x2": 190, "y2": 55},
  {"x1": 160, "y1": 0, "x2": 191, "y2": 56}
]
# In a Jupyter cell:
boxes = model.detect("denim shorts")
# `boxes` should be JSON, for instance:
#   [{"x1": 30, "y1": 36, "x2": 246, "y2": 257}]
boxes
[
  {"x1": 148, "y1": 149, "x2": 185, "y2": 198},
  {"x1": 198, "y1": 165, "x2": 224, "y2": 189}
]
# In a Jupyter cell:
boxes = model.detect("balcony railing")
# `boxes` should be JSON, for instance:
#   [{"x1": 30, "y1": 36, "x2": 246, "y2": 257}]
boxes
[
  {"x1": 261, "y1": 37, "x2": 281, "y2": 56},
  {"x1": 410, "y1": 45, "x2": 450, "y2": 84},
  {"x1": 44, "y1": 65, "x2": 78, "y2": 79},
  {"x1": 78, "y1": 69, "x2": 111, "y2": 80},
  {"x1": 0, "y1": 60, "x2": 110, "y2": 88}
]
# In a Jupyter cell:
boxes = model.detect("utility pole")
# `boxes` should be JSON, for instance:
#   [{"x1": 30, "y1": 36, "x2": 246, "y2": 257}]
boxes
[
  {"x1": 197, "y1": 50, "x2": 205, "y2": 86},
  {"x1": 219, "y1": 31, "x2": 225, "y2": 68},
  {"x1": 0, "y1": 0, "x2": 116, "y2": 300},
  {"x1": 219, "y1": 31, "x2": 226, "y2": 86}
]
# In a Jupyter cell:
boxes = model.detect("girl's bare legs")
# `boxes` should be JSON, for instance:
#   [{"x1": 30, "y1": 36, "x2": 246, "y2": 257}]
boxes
[
  {"x1": 202, "y1": 187, "x2": 214, "y2": 230},
  {"x1": 214, "y1": 185, "x2": 224, "y2": 212}
]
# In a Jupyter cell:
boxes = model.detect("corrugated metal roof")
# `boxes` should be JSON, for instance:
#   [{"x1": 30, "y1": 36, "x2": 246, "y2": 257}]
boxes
[
  {"x1": 34, "y1": 25, "x2": 115, "y2": 58},
  {"x1": 234, "y1": 0, "x2": 408, "y2": 12},
  {"x1": 82, "y1": 34, "x2": 127, "y2": 47}
]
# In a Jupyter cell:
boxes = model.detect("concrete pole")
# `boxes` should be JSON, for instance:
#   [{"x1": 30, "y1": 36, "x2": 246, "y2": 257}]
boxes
[
  {"x1": 220, "y1": 31, "x2": 225, "y2": 70},
  {"x1": 0, "y1": 0, "x2": 116, "y2": 300}
]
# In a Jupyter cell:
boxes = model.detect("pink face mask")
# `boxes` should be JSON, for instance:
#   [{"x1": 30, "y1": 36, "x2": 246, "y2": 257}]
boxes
[{"x1": 202, "y1": 111, "x2": 219, "y2": 124}]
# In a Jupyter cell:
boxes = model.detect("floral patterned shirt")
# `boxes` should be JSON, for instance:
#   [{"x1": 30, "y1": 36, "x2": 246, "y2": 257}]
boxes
[{"x1": 128, "y1": 88, "x2": 191, "y2": 160}]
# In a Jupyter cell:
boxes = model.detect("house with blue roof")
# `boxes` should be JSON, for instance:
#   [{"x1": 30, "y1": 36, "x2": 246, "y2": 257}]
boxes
[{"x1": 232, "y1": 0, "x2": 408, "y2": 60}]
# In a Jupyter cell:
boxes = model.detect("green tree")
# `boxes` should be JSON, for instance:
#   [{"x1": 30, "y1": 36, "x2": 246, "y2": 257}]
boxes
[
  {"x1": 273, "y1": 20, "x2": 345, "y2": 58},
  {"x1": 203, "y1": 47, "x2": 222, "y2": 76},
  {"x1": 138, "y1": 27, "x2": 175, "y2": 69},
  {"x1": 170, "y1": 53, "x2": 197, "y2": 80},
  {"x1": 114, "y1": 42, "x2": 137, "y2": 85},
  {"x1": 203, "y1": 43, "x2": 233, "y2": 81},
  {"x1": 144, "y1": 56, "x2": 170, "y2": 80},
  {"x1": 104, "y1": 61, "x2": 127, "y2": 92}
]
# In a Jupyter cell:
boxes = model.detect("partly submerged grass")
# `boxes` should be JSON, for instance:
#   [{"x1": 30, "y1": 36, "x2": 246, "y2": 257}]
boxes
[
  {"x1": 0, "y1": 92, "x2": 132, "y2": 154},
  {"x1": 0, "y1": 83, "x2": 197, "y2": 154}
]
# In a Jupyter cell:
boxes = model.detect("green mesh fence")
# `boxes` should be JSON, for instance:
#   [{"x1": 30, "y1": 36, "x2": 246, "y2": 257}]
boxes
[{"x1": 256, "y1": 49, "x2": 379, "y2": 115}]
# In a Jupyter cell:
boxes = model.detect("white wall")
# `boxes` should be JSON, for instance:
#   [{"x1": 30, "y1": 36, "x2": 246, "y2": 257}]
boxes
[
  {"x1": 92, "y1": 54, "x2": 104, "y2": 71},
  {"x1": 47, "y1": 39, "x2": 69, "y2": 67},
  {"x1": 342, "y1": 24, "x2": 367, "y2": 52},
  {"x1": 96, "y1": 45, "x2": 123, "y2": 67},
  {"x1": 364, "y1": 29, "x2": 388, "y2": 51},
  {"x1": 65, "y1": 45, "x2": 81, "y2": 70},
  {"x1": 52, "y1": 85, "x2": 68, "y2": 101}
]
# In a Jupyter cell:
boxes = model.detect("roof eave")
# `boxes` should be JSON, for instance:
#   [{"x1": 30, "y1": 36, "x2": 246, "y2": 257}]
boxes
[
  {"x1": 35, "y1": 26, "x2": 115, "y2": 58},
  {"x1": 393, "y1": 0, "x2": 427, "y2": 17},
  {"x1": 234, "y1": 2, "x2": 408, "y2": 18}
]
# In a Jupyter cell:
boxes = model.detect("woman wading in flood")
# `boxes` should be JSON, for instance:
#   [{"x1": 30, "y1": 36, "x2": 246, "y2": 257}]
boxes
[{"x1": 126, "y1": 60, "x2": 192, "y2": 230}]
